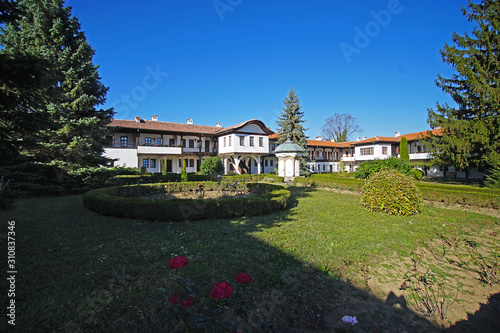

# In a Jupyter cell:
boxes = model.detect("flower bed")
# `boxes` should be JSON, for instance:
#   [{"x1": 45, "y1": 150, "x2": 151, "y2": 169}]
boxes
[{"x1": 83, "y1": 182, "x2": 291, "y2": 221}]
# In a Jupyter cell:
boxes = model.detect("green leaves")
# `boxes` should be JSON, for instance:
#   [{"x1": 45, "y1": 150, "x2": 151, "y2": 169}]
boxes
[{"x1": 425, "y1": 0, "x2": 500, "y2": 171}]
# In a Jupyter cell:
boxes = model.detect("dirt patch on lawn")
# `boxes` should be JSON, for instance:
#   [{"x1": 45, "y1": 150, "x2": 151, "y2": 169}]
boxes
[{"x1": 363, "y1": 227, "x2": 500, "y2": 331}]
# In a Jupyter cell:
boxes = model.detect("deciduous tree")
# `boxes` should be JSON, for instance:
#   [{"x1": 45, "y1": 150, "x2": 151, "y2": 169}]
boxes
[{"x1": 321, "y1": 113, "x2": 362, "y2": 142}]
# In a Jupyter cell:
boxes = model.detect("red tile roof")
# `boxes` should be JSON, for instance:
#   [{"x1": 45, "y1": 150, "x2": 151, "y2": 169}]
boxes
[
  {"x1": 396, "y1": 128, "x2": 443, "y2": 141},
  {"x1": 108, "y1": 119, "x2": 224, "y2": 135}
]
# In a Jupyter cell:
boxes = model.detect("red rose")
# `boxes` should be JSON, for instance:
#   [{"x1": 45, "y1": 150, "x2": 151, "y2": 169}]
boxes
[
  {"x1": 210, "y1": 282, "x2": 233, "y2": 299},
  {"x1": 170, "y1": 292, "x2": 193, "y2": 308},
  {"x1": 235, "y1": 273, "x2": 252, "y2": 284},
  {"x1": 169, "y1": 256, "x2": 188, "y2": 270}
]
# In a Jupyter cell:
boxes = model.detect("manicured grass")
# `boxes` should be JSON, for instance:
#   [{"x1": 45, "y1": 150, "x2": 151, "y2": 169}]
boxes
[{"x1": 1, "y1": 188, "x2": 498, "y2": 332}]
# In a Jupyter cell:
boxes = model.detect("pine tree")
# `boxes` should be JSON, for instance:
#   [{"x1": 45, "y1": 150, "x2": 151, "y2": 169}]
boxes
[
  {"x1": 425, "y1": 0, "x2": 500, "y2": 175},
  {"x1": 399, "y1": 137, "x2": 410, "y2": 163},
  {"x1": 1, "y1": 0, "x2": 114, "y2": 179},
  {"x1": 276, "y1": 87, "x2": 310, "y2": 174},
  {"x1": 0, "y1": 0, "x2": 55, "y2": 163}
]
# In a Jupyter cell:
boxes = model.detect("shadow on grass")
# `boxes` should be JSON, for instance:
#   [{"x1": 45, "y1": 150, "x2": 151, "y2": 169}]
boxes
[
  {"x1": 1, "y1": 187, "x2": 484, "y2": 332},
  {"x1": 446, "y1": 292, "x2": 500, "y2": 332}
]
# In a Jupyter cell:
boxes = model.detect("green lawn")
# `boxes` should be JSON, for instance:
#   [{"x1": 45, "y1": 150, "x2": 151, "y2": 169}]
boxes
[{"x1": 1, "y1": 187, "x2": 498, "y2": 332}]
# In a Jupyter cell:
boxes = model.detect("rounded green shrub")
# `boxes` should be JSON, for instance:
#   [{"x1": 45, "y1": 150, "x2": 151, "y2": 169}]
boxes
[
  {"x1": 411, "y1": 168, "x2": 424, "y2": 181},
  {"x1": 361, "y1": 168, "x2": 423, "y2": 216}
]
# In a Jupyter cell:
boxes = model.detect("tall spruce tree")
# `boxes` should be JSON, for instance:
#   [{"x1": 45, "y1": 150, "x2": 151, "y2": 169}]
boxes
[
  {"x1": 1, "y1": 0, "x2": 114, "y2": 179},
  {"x1": 425, "y1": 0, "x2": 500, "y2": 176},
  {"x1": 276, "y1": 87, "x2": 310, "y2": 174},
  {"x1": 0, "y1": 0, "x2": 55, "y2": 163}
]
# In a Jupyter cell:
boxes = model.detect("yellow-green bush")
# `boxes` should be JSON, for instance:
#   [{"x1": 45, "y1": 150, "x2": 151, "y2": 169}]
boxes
[{"x1": 361, "y1": 169, "x2": 423, "y2": 216}]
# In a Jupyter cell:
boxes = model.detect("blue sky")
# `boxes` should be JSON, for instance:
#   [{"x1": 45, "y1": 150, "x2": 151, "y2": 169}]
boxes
[{"x1": 68, "y1": 0, "x2": 474, "y2": 139}]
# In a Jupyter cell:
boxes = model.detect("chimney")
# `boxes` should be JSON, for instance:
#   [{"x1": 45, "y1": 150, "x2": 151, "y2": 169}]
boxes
[
  {"x1": 216, "y1": 122, "x2": 221, "y2": 127},
  {"x1": 363, "y1": 136, "x2": 367, "y2": 140},
  {"x1": 134, "y1": 116, "x2": 141, "y2": 123},
  {"x1": 395, "y1": 131, "x2": 400, "y2": 138},
  {"x1": 187, "y1": 118, "x2": 193, "y2": 125},
  {"x1": 316, "y1": 136, "x2": 322, "y2": 141},
  {"x1": 151, "y1": 115, "x2": 158, "y2": 121},
  {"x1": 356, "y1": 137, "x2": 361, "y2": 141}
]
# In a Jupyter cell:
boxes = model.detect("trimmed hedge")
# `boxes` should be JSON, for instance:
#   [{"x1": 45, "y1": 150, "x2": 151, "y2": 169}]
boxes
[
  {"x1": 417, "y1": 183, "x2": 500, "y2": 208},
  {"x1": 294, "y1": 174, "x2": 364, "y2": 192},
  {"x1": 83, "y1": 182, "x2": 291, "y2": 221}
]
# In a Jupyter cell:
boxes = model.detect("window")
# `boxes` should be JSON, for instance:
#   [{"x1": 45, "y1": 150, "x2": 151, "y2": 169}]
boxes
[
  {"x1": 228, "y1": 136, "x2": 232, "y2": 146},
  {"x1": 223, "y1": 137, "x2": 226, "y2": 147},
  {"x1": 145, "y1": 137, "x2": 151, "y2": 146},
  {"x1": 240, "y1": 136, "x2": 245, "y2": 146},
  {"x1": 189, "y1": 159, "x2": 194, "y2": 167},
  {"x1": 143, "y1": 159, "x2": 149, "y2": 168},
  {"x1": 182, "y1": 139, "x2": 186, "y2": 148},
  {"x1": 360, "y1": 147, "x2": 374, "y2": 155},
  {"x1": 382, "y1": 147, "x2": 388, "y2": 155},
  {"x1": 323, "y1": 165, "x2": 325, "y2": 171},
  {"x1": 250, "y1": 136, "x2": 254, "y2": 147},
  {"x1": 120, "y1": 136, "x2": 128, "y2": 147},
  {"x1": 417, "y1": 145, "x2": 422, "y2": 153},
  {"x1": 259, "y1": 137, "x2": 263, "y2": 147},
  {"x1": 270, "y1": 160, "x2": 273, "y2": 166},
  {"x1": 150, "y1": 159, "x2": 156, "y2": 168},
  {"x1": 169, "y1": 138, "x2": 175, "y2": 146},
  {"x1": 157, "y1": 138, "x2": 163, "y2": 146},
  {"x1": 265, "y1": 160, "x2": 268, "y2": 166},
  {"x1": 189, "y1": 139, "x2": 195, "y2": 148},
  {"x1": 179, "y1": 159, "x2": 182, "y2": 168}
]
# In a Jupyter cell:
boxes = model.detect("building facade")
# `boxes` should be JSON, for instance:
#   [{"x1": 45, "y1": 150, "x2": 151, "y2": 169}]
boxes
[{"x1": 104, "y1": 116, "x2": 481, "y2": 179}]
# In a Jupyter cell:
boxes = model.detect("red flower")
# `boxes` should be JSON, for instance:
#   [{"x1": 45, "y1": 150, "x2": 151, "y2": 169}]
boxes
[
  {"x1": 235, "y1": 273, "x2": 252, "y2": 284},
  {"x1": 210, "y1": 282, "x2": 233, "y2": 299},
  {"x1": 169, "y1": 256, "x2": 188, "y2": 270},
  {"x1": 170, "y1": 292, "x2": 193, "y2": 308}
]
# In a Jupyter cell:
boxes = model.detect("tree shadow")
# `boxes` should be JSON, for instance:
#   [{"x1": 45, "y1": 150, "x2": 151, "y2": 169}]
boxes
[
  {"x1": 5, "y1": 187, "x2": 493, "y2": 332},
  {"x1": 445, "y1": 292, "x2": 500, "y2": 333}
]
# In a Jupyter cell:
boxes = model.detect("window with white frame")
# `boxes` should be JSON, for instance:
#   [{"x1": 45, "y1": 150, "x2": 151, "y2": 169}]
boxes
[
  {"x1": 223, "y1": 137, "x2": 226, "y2": 147},
  {"x1": 382, "y1": 147, "x2": 388, "y2": 155},
  {"x1": 259, "y1": 137, "x2": 263, "y2": 147},
  {"x1": 239, "y1": 136, "x2": 245, "y2": 146},
  {"x1": 228, "y1": 136, "x2": 232, "y2": 146},
  {"x1": 145, "y1": 137, "x2": 151, "y2": 146},
  {"x1": 150, "y1": 159, "x2": 156, "y2": 168},
  {"x1": 157, "y1": 138, "x2": 163, "y2": 146},
  {"x1": 250, "y1": 136, "x2": 254, "y2": 147},
  {"x1": 360, "y1": 147, "x2": 374, "y2": 155},
  {"x1": 142, "y1": 159, "x2": 149, "y2": 167}
]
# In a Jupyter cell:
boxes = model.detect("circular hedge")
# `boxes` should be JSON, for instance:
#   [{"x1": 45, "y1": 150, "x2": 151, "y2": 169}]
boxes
[
  {"x1": 83, "y1": 182, "x2": 291, "y2": 221},
  {"x1": 361, "y1": 168, "x2": 423, "y2": 216}
]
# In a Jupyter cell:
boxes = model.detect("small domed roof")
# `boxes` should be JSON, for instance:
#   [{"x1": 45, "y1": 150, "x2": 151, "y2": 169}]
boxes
[{"x1": 274, "y1": 139, "x2": 305, "y2": 153}]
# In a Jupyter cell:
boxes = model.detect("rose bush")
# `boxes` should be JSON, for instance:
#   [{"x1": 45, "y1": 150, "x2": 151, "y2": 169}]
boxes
[
  {"x1": 168, "y1": 256, "x2": 188, "y2": 270},
  {"x1": 210, "y1": 282, "x2": 233, "y2": 300}
]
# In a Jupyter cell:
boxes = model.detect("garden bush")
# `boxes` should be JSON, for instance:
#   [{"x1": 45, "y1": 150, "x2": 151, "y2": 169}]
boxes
[
  {"x1": 200, "y1": 156, "x2": 224, "y2": 178},
  {"x1": 485, "y1": 165, "x2": 500, "y2": 189},
  {"x1": 361, "y1": 168, "x2": 423, "y2": 216},
  {"x1": 355, "y1": 158, "x2": 413, "y2": 179},
  {"x1": 412, "y1": 168, "x2": 424, "y2": 181},
  {"x1": 83, "y1": 182, "x2": 290, "y2": 221}
]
